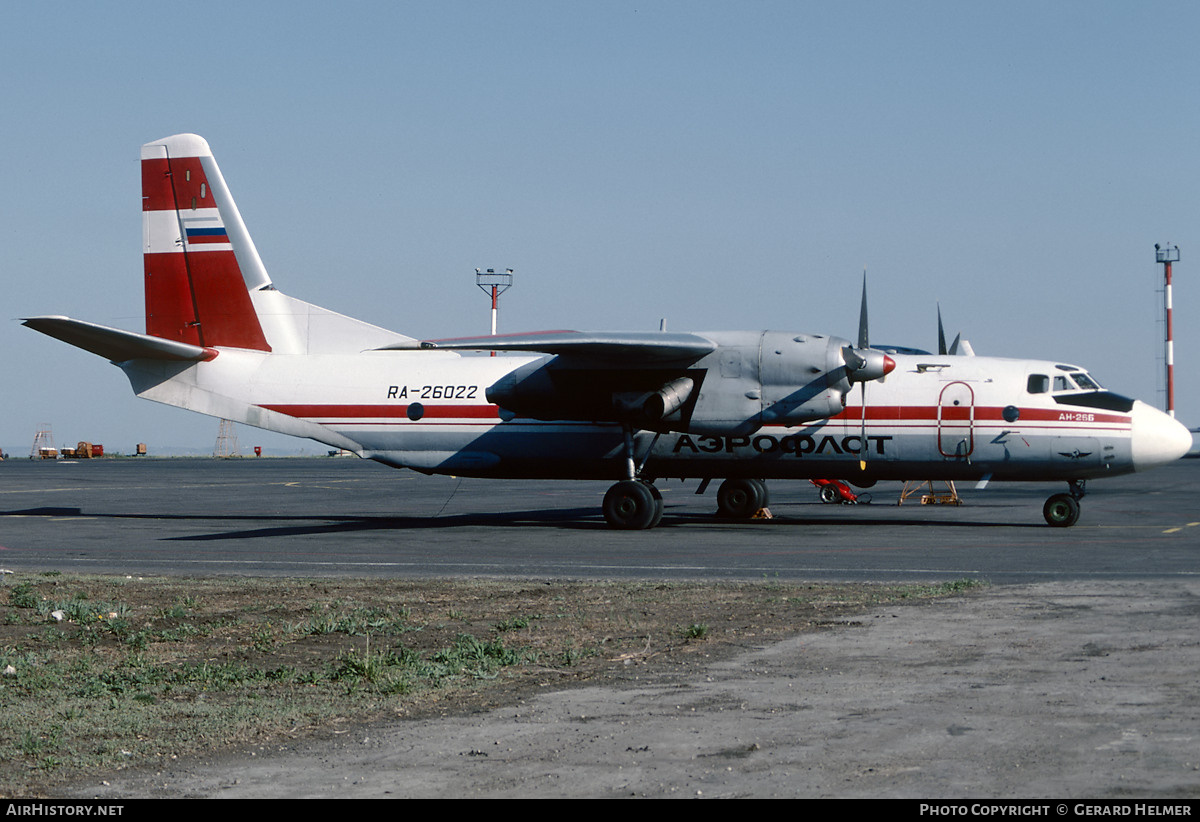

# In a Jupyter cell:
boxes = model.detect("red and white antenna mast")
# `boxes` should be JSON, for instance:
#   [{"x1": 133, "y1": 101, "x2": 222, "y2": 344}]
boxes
[
  {"x1": 476, "y1": 268, "x2": 513, "y2": 336},
  {"x1": 1155, "y1": 243, "x2": 1180, "y2": 418},
  {"x1": 476, "y1": 268, "x2": 513, "y2": 357}
]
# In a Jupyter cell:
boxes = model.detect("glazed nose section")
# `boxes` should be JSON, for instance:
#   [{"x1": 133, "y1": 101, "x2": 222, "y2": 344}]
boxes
[{"x1": 1130, "y1": 401, "x2": 1192, "y2": 471}]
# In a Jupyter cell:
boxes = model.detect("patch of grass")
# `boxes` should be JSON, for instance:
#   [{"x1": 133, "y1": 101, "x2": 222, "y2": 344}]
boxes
[
  {"x1": 494, "y1": 616, "x2": 530, "y2": 632},
  {"x1": 8, "y1": 582, "x2": 39, "y2": 609},
  {"x1": 0, "y1": 573, "x2": 979, "y2": 797},
  {"x1": 288, "y1": 605, "x2": 410, "y2": 637},
  {"x1": 895, "y1": 578, "x2": 986, "y2": 598}
]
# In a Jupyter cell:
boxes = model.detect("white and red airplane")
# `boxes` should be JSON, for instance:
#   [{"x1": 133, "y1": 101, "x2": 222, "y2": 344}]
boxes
[{"x1": 24, "y1": 134, "x2": 1192, "y2": 529}]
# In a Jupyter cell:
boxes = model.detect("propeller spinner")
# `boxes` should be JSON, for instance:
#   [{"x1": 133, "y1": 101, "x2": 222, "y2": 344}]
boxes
[{"x1": 842, "y1": 345, "x2": 896, "y2": 382}]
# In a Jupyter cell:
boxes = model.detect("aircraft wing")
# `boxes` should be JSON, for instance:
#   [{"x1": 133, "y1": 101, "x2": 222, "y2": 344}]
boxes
[
  {"x1": 22, "y1": 316, "x2": 216, "y2": 363},
  {"x1": 380, "y1": 330, "x2": 718, "y2": 364}
]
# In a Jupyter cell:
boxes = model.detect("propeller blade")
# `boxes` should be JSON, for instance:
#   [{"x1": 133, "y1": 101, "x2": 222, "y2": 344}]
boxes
[
  {"x1": 858, "y1": 271, "x2": 870, "y2": 350},
  {"x1": 854, "y1": 272, "x2": 877, "y2": 472},
  {"x1": 842, "y1": 345, "x2": 866, "y2": 372},
  {"x1": 937, "y1": 304, "x2": 947, "y2": 356},
  {"x1": 859, "y1": 381, "x2": 869, "y2": 471}
]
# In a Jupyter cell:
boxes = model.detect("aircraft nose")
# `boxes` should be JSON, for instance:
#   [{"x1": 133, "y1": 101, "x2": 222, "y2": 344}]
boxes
[{"x1": 1130, "y1": 401, "x2": 1192, "y2": 471}]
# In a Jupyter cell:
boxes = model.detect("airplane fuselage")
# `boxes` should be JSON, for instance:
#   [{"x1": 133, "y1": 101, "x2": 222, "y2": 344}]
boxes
[{"x1": 122, "y1": 343, "x2": 1169, "y2": 485}]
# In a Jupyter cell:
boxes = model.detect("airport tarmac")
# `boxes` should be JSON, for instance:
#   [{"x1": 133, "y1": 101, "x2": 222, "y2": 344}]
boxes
[
  {"x1": 3, "y1": 457, "x2": 1198, "y2": 798},
  {"x1": 1, "y1": 457, "x2": 1197, "y2": 582}
]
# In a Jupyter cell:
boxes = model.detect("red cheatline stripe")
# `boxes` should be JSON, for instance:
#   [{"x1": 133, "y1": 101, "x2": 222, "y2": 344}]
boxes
[
  {"x1": 260, "y1": 403, "x2": 1130, "y2": 427},
  {"x1": 832, "y1": 406, "x2": 1130, "y2": 425},
  {"x1": 259, "y1": 404, "x2": 501, "y2": 419}
]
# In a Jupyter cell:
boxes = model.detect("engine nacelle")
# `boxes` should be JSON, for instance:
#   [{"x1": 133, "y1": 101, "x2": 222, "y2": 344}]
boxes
[
  {"x1": 485, "y1": 331, "x2": 892, "y2": 436},
  {"x1": 682, "y1": 331, "x2": 859, "y2": 435},
  {"x1": 487, "y1": 361, "x2": 701, "y2": 428},
  {"x1": 615, "y1": 377, "x2": 695, "y2": 422}
]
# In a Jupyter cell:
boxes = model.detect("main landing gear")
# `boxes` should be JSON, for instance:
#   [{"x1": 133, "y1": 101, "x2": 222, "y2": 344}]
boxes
[
  {"x1": 715, "y1": 478, "x2": 770, "y2": 519},
  {"x1": 600, "y1": 427, "x2": 772, "y2": 530},
  {"x1": 601, "y1": 475, "x2": 773, "y2": 530},
  {"x1": 602, "y1": 427, "x2": 665, "y2": 530},
  {"x1": 1043, "y1": 479, "x2": 1086, "y2": 528},
  {"x1": 602, "y1": 479, "x2": 664, "y2": 530}
]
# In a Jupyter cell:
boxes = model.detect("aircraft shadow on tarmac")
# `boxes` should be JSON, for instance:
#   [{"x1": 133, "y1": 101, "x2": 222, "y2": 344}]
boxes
[{"x1": 1, "y1": 504, "x2": 1044, "y2": 541}]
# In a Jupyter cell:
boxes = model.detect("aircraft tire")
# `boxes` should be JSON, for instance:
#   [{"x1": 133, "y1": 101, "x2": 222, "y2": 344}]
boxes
[
  {"x1": 716, "y1": 478, "x2": 764, "y2": 519},
  {"x1": 648, "y1": 484, "x2": 665, "y2": 529},
  {"x1": 603, "y1": 480, "x2": 659, "y2": 530},
  {"x1": 1043, "y1": 493, "x2": 1081, "y2": 528},
  {"x1": 751, "y1": 478, "x2": 770, "y2": 509}
]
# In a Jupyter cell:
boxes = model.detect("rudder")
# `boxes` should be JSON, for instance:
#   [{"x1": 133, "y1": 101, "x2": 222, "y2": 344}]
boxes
[{"x1": 141, "y1": 133, "x2": 271, "y2": 350}]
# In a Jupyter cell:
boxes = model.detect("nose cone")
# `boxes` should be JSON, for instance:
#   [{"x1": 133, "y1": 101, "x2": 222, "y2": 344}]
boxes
[{"x1": 1130, "y1": 401, "x2": 1192, "y2": 471}]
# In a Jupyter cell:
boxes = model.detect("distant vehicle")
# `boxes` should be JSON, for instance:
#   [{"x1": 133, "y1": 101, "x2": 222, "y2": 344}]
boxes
[
  {"x1": 811, "y1": 479, "x2": 865, "y2": 504},
  {"x1": 24, "y1": 134, "x2": 1192, "y2": 528}
]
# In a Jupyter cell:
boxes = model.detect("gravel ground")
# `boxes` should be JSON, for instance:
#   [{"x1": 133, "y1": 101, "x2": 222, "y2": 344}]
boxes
[{"x1": 65, "y1": 579, "x2": 1200, "y2": 799}]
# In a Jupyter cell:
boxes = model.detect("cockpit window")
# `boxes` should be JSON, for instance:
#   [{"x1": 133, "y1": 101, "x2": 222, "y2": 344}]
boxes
[{"x1": 1030, "y1": 372, "x2": 1103, "y2": 394}]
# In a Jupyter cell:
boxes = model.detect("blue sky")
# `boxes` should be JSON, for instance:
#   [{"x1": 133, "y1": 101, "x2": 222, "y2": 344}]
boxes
[{"x1": 3, "y1": 1, "x2": 1197, "y2": 455}]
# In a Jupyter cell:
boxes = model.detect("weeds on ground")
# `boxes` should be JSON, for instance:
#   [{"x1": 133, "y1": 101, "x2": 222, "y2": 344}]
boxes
[{"x1": 0, "y1": 573, "x2": 981, "y2": 796}]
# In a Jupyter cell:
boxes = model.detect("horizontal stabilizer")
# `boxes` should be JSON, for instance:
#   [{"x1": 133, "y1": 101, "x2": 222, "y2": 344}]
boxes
[
  {"x1": 22, "y1": 316, "x2": 216, "y2": 363},
  {"x1": 382, "y1": 330, "x2": 718, "y2": 363}
]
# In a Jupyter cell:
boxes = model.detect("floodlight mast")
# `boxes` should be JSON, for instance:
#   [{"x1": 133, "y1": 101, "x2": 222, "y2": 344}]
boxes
[
  {"x1": 1155, "y1": 244, "x2": 1180, "y2": 418},
  {"x1": 476, "y1": 268, "x2": 514, "y2": 337}
]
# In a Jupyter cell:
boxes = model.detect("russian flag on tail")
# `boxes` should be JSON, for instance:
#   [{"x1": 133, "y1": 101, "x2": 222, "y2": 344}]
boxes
[{"x1": 184, "y1": 226, "x2": 229, "y2": 245}]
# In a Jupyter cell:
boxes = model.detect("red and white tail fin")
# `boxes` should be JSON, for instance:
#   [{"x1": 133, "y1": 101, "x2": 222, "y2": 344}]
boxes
[
  {"x1": 141, "y1": 134, "x2": 412, "y2": 354},
  {"x1": 142, "y1": 134, "x2": 272, "y2": 350}
]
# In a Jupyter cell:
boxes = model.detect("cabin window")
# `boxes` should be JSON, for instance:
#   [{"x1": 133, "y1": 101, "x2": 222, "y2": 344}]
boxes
[
  {"x1": 1053, "y1": 375, "x2": 1076, "y2": 392},
  {"x1": 1027, "y1": 374, "x2": 1049, "y2": 394}
]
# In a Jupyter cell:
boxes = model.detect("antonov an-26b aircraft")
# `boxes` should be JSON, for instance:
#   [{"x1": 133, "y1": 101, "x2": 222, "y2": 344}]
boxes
[{"x1": 24, "y1": 134, "x2": 1192, "y2": 529}]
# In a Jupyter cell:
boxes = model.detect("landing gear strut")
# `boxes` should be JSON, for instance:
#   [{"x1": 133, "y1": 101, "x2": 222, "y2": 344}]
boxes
[
  {"x1": 1043, "y1": 479, "x2": 1086, "y2": 528},
  {"x1": 602, "y1": 426, "x2": 664, "y2": 530}
]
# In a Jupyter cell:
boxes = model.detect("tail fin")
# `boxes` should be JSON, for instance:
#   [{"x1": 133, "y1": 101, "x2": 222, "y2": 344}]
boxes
[
  {"x1": 141, "y1": 134, "x2": 413, "y2": 355},
  {"x1": 142, "y1": 134, "x2": 272, "y2": 350}
]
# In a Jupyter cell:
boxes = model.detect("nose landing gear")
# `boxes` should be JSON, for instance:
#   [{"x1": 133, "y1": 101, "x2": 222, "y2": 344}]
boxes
[{"x1": 1043, "y1": 479, "x2": 1086, "y2": 527}]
